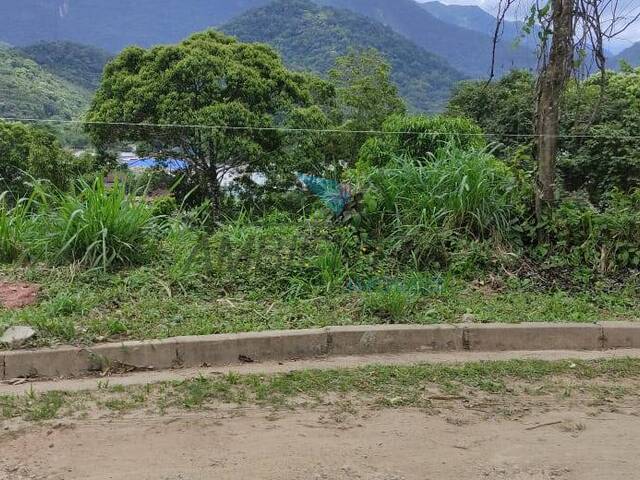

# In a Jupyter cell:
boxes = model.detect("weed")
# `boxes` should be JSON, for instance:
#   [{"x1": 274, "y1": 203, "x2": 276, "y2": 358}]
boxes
[{"x1": 4, "y1": 358, "x2": 640, "y2": 421}]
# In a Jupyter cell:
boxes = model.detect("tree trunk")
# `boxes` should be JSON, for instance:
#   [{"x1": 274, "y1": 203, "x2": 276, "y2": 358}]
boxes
[
  {"x1": 207, "y1": 163, "x2": 221, "y2": 220},
  {"x1": 534, "y1": 0, "x2": 574, "y2": 222}
]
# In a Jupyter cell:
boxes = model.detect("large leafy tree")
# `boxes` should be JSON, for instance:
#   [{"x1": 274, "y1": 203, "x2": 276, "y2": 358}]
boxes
[
  {"x1": 330, "y1": 48, "x2": 406, "y2": 133},
  {"x1": 86, "y1": 31, "x2": 332, "y2": 215},
  {"x1": 328, "y1": 49, "x2": 406, "y2": 163}
]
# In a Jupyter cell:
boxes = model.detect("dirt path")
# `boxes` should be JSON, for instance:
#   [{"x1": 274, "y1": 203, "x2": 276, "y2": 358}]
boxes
[{"x1": 2, "y1": 405, "x2": 639, "y2": 480}]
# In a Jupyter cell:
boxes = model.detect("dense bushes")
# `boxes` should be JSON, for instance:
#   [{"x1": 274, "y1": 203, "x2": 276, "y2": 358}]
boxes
[
  {"x1": 358, "y1": 114, "x2": 485, "y2": 166},
  {"x1": 351, "y1": 145, "x2": 522, "y2": 267},
  {"x1": 541, "y1": 190, "x2": 640, "y2": 273},
  {"x1": 0, "y1": 121, "x2": 100, "y2": 198},
  {"x1": 448, "y1": 68, "x2": 640, "y2": 199}
]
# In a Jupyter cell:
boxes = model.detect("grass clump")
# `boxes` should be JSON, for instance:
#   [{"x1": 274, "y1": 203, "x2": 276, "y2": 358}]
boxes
[
  {"x1": 353, "y1": 146, "x2": 522, "y2": 268},
  {"x1": 50, "y1": 179, "x2": 155, "y2": 270},
  {"x1": 0, "y1": 179, "x2": 157, "y2": 271}
]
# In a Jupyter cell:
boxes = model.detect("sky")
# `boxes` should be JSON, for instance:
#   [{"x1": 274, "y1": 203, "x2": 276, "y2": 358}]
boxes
[{"x1": 419, "y1": 0, "x2": 640, "y2": 52}]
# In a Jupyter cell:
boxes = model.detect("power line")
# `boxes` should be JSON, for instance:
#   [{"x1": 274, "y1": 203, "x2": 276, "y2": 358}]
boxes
[{"x1": 2, "y1": 116, "x2": 640, "y2": 141}]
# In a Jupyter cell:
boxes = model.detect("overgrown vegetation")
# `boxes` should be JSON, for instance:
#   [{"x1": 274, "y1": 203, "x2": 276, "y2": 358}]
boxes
[{"x1": 1, "y1": 30, "x2": 640, "y2": 349}]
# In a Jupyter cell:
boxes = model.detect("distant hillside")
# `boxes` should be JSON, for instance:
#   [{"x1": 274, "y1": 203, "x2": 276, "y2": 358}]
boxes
[
  {"x1": 419, "y1": 1, "x2": 531, "y2": 44},
  {"x1": 316, "y1": 0, "x2": 536, "y2": 77},
  {"x1": 0, "y1": 45, "x2": 91, "y2": 119},
  {"x1": 615, "y1": 42, "x2": 640, "y2": 67},
  {"x1": 0, "y1": 0, "x2": 535, "y2": 78},
  {"x1": 16, "y1": 41, "x2": 111, "y2": 90},
  {"x1": 0, "y1": 0, "x2": 270, "y2": 53},
  {"x1": 222, "y1": 0, "x2": 464, "y2": 112}
]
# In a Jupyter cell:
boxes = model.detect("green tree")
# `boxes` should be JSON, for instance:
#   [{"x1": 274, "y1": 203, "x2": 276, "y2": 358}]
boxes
[
  {"x1": 447, "y1": 70, "x2": 535, "y2": 152},
  {"x1": 0, "y1": 121, "x2": 91, "y2": 197},
  {"x1": 330, "y1": 48, "x2": 406, "y2": 133},
  {"x1": 328, "y1": 49, "x2": 406, "y2": 164},
  {"x1": 448, "y1": 67, "x2": 640, "y2": 198},
  {"x1": 357, "y1": 114, "x2": 486, "y2": 167},
  {"x1": 86, "y1": 31, "x2": 333, "y2": 216}
]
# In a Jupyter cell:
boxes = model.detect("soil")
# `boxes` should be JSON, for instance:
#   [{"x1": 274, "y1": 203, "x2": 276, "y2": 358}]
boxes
[
  {"x1": 1, "y1": 403, "x2": 639, "y2": 480},
  {"x1": 2, "y1": 350, "x2": 640, "y2": 479},
  {"x1": 2, "y1": 369, "x2": 640, "y2": 480},
  {"x1": 0, "y1": 282, "x2": 40, "y2": 310}
]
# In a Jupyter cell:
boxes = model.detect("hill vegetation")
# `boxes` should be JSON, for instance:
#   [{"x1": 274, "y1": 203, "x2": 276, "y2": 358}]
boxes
[
  {"x1": 316, "y1": 0, "x2": 536, "y2": 76},
  {"x1": 222, "y1": 0, "x2": 464, "y2": 112},
  {"x1": 17, "y1": 41, "x2": 112, "y2": 90},
  {"x1": 0, "y1": 0, "x2": 535, "y2": 78},
  {"x1": 0, "y1": 44, "x2": 91, "y2": 120}
]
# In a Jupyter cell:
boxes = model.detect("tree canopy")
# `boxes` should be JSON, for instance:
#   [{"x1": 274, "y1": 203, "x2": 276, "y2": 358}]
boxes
[
  {"x1": 86, "y1": 30, "x2": 334, "y2": 214},
  {"x1": 0, "y1": 121, "x2": 94, "y2": 197},
  {"x1": 447, "y1": 67, "x2": 640, "y2": 199}
]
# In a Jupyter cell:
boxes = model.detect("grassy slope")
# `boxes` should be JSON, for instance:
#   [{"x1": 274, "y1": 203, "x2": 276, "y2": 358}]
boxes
[
  {"x1": 222, "y1": 0, "x2": 464, "y2": 112},
  {"x1": 0, "y1": 45, "x2": 91, "y2": 120},
  {"x1": 0, "y1": 261, "x2": 638, "y2": 350}
]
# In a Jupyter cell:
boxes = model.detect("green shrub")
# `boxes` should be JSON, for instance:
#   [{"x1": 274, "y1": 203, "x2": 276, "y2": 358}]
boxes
[
  {"x1": 208, "y1": 214, "x2": 373, "y2": 297},
  {"x1": 358, "y1": 114, "x2": 486, "y2": 166},
  {"x1": 351, "y1": 146, "x2": 522, "y2": 267},
  {"x1": 150, "y1": 195, "x2": 178, "y2": 217},
  {"x1": 362, "y1": 286, "x2": 418, "y2": 322},
  {"x1": 0, "y1": 121, "x2": 101, "y2": 198},
  {"x1": 541, "y1": 190, "x2": 640, "y2": 272}
]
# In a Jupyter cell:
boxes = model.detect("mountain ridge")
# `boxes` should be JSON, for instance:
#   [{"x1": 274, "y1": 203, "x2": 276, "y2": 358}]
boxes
[
  {"x1": 0, "y1": 0, "x2": 535, "y2": 78},
  {"x1": 615, "y1": 42, "x2": 640, "y2": 67},
  {"x1": 222, "y1": 0, "x2": 465, "y2": 112}
]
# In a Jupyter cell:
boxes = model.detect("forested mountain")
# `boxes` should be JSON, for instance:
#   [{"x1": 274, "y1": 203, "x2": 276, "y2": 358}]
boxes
[
  {"x1": 16, "y1": 41, "x2": 112, "y2": 90},
  {"x1": 222, "y1": 0, "x2": 464, "y2": 112},
  {"x1": 0, "y1": 44, "x2": 91, "y2": 119},
  {"x1": 316, "y1": 0, "x2": 536, "y2": 76},
  {"x1": 0, "y1": 0, "x2": 535, "y2": 78},
  {"x1": 615, "y1": 42, "x2": 640, "y2": 67}
]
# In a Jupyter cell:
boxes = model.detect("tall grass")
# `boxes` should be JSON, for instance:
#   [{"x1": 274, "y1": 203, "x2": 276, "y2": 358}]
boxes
[
  {"x1": 356, "y1": 146, "x2": 521, "y2": 265},
  {"x1": 51, "y1": 179, "x2": 155, "y2": 270},
  {"x1": 0, "y1": 190, "x2": 42, "y2": 263},
  {"x1": 0, "y1": 179, "x2": 156, "y2": 270}
]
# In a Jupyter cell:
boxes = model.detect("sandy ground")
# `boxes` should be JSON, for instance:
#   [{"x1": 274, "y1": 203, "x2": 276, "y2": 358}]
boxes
[
  {"x1": 2, "y1": 405, "x2": 639, "y2": 480},
  {"x1": 3, "y1": 349, "x2": 640, "y2": 479}
]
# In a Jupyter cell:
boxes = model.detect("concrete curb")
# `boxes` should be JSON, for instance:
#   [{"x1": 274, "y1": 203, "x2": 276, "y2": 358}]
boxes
[{"x1": 2, "y1": 322, "x2": 640, "y2": 380}]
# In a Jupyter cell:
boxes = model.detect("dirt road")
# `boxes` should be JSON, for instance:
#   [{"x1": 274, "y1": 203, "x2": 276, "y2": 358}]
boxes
[{"x1": 2, "y1": 403, "x2": 639, "y2": 480}]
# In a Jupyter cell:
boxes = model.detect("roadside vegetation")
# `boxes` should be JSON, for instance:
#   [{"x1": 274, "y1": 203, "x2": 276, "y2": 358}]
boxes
[
  {"x1": 2, "y1": 358, "x2": 640, "y2": 421},
  {"x1": 1, "y1": 31, "x2": 640, "y2": 349}
]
